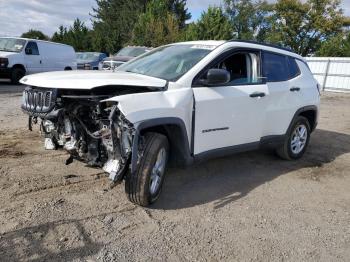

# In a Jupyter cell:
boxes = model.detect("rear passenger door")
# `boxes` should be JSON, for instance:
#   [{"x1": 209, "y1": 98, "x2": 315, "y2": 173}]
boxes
[
  {"x1": 24, "y1": 41, "x2": 42, "y2": 74},
  {"x1": 261, "y1": 52, "x2": 302, "y2": 137}
]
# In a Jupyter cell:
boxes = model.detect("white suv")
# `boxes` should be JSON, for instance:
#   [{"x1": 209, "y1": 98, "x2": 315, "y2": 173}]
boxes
[{"x1": 20, "y1": 40, "x2": 320, "y2": 206}]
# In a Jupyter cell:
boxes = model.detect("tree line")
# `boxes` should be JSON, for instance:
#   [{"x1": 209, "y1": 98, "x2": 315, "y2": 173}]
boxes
[{"x1": 21, "y1": 0, "x2": 350, "y2": 57}]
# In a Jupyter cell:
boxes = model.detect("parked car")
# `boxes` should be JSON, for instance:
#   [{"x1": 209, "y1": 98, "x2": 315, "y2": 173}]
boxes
[
  {"x1": 76, "y1": 52, "x2": 107, "y2": 70},
  {"x1": 100, "y1": 46, "x2": 151, "y2": 70},
  {"x1": 0, "y1": 37, "x2": 76, "y2": 84},
  {"x1": 20, "y1": 40, "x2": 320, "y2": 206}
]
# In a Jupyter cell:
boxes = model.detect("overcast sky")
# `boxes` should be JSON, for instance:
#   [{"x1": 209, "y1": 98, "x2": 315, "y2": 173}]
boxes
[{"x1": 0, "y1": 0, "x2": 349, "y2": 37}]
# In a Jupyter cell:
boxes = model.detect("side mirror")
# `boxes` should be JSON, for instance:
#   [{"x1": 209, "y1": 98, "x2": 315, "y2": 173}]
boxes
[
  {"x1": 206, "y1": 69, "x2": 230, "y2": 86},
  {"x1": 25, "y1": 48, "x2": 32, "y2": 55}
]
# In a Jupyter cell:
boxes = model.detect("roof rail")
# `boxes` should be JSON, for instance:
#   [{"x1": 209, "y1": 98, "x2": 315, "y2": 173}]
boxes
[{"x1": 227, "y1": 39, "x2": 294, "y2": 53}]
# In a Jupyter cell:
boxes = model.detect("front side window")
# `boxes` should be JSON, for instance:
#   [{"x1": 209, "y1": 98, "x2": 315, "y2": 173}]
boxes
[
  {"x1": 0, "y1": 38, "x2": 26, "y2": 53},
  {"x1": 118, "y1": 45, "x2": 212, "y2": 81},
  {"x1": 198, "y1": 51, "x2": 263, "y2": 86},
  {"x1": 263, "y1": 52, "x2": 289, "y2": 82},
  {"x1": 26, "y1": 42, "x2": 39, "y2": 55}
]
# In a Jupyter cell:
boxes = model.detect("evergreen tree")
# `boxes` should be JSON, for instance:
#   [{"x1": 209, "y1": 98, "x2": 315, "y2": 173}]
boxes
[
  {"x1": 91, "y1": 0, "x2": 146, "y2": 53},
  {"x1": 185, "y1": 7, "x2": 233, "y2": 41},
  {"x1": 131, "y1": 0, "x2": 185, "y2": 47},
  {"x1": 51, "y1": 19, "x2": 93, "y2": 51},
  {"x1": 167, "y1": 0, "x2": 191, "y2": 28}
]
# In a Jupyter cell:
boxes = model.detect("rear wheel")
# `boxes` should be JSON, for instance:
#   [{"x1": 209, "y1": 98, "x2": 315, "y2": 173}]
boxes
[
  {"x1": 276, "y1": 116, "x2": 311, "y2": 160},
  {"x1": 125, "y1": 133, "x2": 169, "y2": 206},
  {"x1": 11, "y1": 67, "x2": 25, "y2": 84}
]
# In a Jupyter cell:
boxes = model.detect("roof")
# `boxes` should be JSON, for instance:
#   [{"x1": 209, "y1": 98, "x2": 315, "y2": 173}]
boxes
[
  {"x1": 170, "y1": 40, "x2": 301, "y2": 59},
  {"x1": 228, "y1": 40, "x2": 293, "y2": 52},
  {"x1": 0, "y1": 36, "x2": 72, "y2": 48},
  {"x1": 173, "y1": 40, "x2": 226, "y2": 47},
  {"x1": 226, "y1": 40, "x2": 302, "y2": 59}
]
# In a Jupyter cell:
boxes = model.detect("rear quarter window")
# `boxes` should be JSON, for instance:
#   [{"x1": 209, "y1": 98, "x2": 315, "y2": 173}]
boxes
[
  {"x1": 287, "y1": 57, "x2": 301, "y2": 78},
  {"x1": 263, "y1": 52, "x2": 289, "y2": 82}
]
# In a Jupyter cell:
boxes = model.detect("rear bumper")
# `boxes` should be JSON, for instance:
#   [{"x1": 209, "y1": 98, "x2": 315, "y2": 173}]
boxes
[{"x1": 0, "y1": 67, "x2": 12, "y2": 79}]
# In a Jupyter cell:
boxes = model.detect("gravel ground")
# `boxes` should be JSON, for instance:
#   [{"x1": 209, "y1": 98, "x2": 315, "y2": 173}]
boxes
[{"x1": 0, "y1": 83, "x2": 349, "y2": 261}]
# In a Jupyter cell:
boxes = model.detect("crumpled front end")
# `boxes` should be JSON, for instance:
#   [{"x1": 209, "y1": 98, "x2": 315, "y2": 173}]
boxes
[{"x1": 21, "y1": 86, "x2": 137, "y2": 183}]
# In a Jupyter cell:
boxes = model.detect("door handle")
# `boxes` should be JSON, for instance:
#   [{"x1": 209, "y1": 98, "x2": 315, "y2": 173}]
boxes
[
  {"x1": 250, "y1": 92, "x2": 266, "y2": 98},
  {"x1": 40, "y1": 60, "x2": 42, "y2": 64},
  {"x1": 290, "y1": 87, "x2": 300, "y2": 92}
]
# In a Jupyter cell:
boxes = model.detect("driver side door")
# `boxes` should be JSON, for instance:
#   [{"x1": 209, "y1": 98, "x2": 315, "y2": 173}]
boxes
[{"x1": 192, "y1": 49, "x2": 269, "y2": 156}]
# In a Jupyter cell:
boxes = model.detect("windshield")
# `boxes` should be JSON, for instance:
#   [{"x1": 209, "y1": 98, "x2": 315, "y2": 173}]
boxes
[
  {"x1": 118, "y1": 45, "x2": 213, "y2": 81},
  {"x1": 0, "y1": 38, "x2": 26, "y2": 53},
  {"x1": 76, "y1": 52, "x2": 100, "y2": 61},
  {"x1": 115, "y1": 47, "x2": 147, "y2": 57}
]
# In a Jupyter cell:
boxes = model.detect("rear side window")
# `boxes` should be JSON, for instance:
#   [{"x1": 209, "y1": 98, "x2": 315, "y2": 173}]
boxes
[
  {"x1": 287, "y1": 57, "x2": 300, "y2": 78},
  {"x1": 263, "y1": 52, "x2": 289, "y2": 82},
  {"x1": 26, "y1": 42, "x2": 39, "y2": 55}
]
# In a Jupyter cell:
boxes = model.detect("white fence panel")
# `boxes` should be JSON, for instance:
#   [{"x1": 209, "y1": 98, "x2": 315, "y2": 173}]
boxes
[{"x1": 305, "y1": 57, "x2": 350, "y2": 92}]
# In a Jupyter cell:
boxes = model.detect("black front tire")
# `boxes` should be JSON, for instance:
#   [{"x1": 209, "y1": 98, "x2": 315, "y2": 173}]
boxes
[
  {"x1": 125, "y1": 133, "x2": 169, "y2": 206},
  {"x1": 276, "y1": 116, "x2": 311, "y2": 160},
  {"x1": 11, "y1": 68, "x2": 25, "y2": 84}
]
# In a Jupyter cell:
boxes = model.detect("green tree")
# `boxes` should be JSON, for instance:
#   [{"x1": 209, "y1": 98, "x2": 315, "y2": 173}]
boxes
[
  {"x1": 51, "y1": 19, "x2": 93, "y2": 51},
  {"x1": 51, "y1": 25, "x2": 67, "y2": 43},
  {"x1": 266, "y1": 0, "x2": 346, "y2": 56},
  {"x1": 21, "y1": 29, "x2": 49, "y2": 40},
  {"x1": 224, "y1": 0, "x2": 272, "y2": 41},
  {"x1": 184, "y1": 7, "x2": 233, "y2": 41},
  {"x1": 131, "y1": 0, "x2": 185, "y2": 46},
  {"x1": 166, "y1": 0, "x2": 191, "y2": 28},
  {"x1": 91, "y1": 0, "x2": 147, "y2": 53},
  {"x1": 317, "y1": 33, "x2": 350, "y2": 57}
]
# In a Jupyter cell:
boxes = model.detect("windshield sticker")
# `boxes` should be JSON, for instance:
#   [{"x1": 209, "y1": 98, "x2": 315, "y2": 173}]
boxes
[{"x1": 191, "y1": 45, "x2": 216, "y2": 50}]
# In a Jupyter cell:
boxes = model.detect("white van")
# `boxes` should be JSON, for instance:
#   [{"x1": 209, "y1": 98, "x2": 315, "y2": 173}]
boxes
[{"x1": 0, "y1": 37, "x2": 77, "y2": 84}]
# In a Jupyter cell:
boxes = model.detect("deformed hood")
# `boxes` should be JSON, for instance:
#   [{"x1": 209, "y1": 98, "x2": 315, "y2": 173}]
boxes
[{"x1": 20, "y1": 70, "x2": 167, "y2": 90}]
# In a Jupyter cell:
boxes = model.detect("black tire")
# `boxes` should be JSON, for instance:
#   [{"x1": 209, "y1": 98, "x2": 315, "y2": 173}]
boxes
[
  {"x1": 276, "y1": 116, "x2": 311, "y2": 160},
  {"x1": 64, "y1": 67, "x2": 72, "y2": 71},
  {"x1": 125, "y1": 133, "x2": 169, "y2": 206},
  {"x1": 11, "y1": 67, "x2": 25, "y2": 84}
]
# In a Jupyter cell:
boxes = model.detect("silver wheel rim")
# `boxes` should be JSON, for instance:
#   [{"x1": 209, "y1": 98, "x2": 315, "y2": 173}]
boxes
[
  {"x1": 149, "y1": 147, "x2": 167, "y2": 195},
  {"x1": 291, "y1": 124, "x2": 308, "y2": 154}
]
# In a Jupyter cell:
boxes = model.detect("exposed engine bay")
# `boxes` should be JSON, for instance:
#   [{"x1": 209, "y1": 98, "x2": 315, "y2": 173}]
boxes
[{"x1": 21, "y1": 85, "x2": 152, "y2": 183}]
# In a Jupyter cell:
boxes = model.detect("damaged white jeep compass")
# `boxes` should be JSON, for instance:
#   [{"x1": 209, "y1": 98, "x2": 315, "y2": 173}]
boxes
[{"x1": 21, "y1": 41, "x2": 320, "y2": 206}]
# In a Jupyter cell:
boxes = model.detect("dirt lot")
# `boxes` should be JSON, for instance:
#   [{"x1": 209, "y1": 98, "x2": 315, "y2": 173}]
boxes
[{"x1": 0, "y1": 83, "x2": 349, "y2": 262}]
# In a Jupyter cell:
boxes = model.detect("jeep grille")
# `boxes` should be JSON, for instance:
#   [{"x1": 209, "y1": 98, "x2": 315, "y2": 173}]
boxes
[{"x1": 21, "y1": 87, "x2": 57, "y2": 116}]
